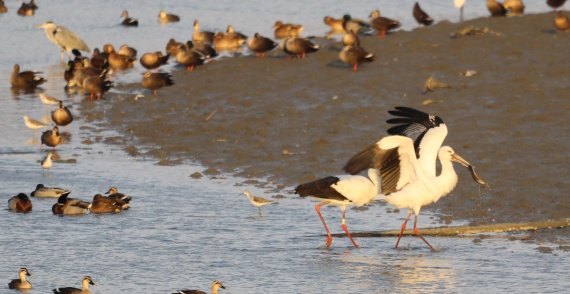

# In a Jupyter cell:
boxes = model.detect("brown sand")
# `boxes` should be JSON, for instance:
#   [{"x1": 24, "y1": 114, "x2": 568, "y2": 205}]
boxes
[{"x1": 86, "y1": 12, "x2": 570, "y2": 224}]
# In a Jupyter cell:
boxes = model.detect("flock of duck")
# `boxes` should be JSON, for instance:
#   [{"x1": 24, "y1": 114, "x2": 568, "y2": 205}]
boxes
[{"x1": 4, "y1": 0, "x2": 569, "y2": 293}]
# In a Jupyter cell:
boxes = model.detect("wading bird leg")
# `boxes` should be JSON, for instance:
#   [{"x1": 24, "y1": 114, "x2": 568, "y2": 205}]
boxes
[
  {"x1": 315, "y1": 202, "x2": 332, "y2": 248},
  {"x1": 395, "y1": 211, "x2": 412, "y2": 249},
  {"x1": 353, "y1": 64, "x2": 358, "y2": 72},
  {"x1": 341, "y1": 208, "x2": 359, "y2": 248},
  {"x1": 153, "y1": 90, "x2": 157, "y2": 96},
  {"x1": 413, "y1": 215, "x2": 434, "y2": 250}
]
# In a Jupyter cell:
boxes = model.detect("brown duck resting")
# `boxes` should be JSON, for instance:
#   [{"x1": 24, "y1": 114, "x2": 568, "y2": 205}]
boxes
[
  {"x1": 339, "y1": 45, "x2": 374, "y2": 72},
  {"x1": 142, "y1": 72, "x2": 174, "y2": 95},
  {"x1": 247, "y1": 33, "x2": 278, "y2": 57},
  {"x1": 273, "y1": 21, "x2": 304, "y2": 39},
  {"x1": 282, "y1": 37, "x2": 320, "y2": 58},
  {"x1": 11, "y1": 64, "x2": 46, "y2": 90}
]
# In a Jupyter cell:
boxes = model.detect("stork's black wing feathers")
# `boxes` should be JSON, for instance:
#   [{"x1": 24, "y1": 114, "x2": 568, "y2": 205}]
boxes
[
  {"x1": 386, "y1": 106, "x2": 444, "y2": 157},
  {"x1": 295, "y1": 176, "x2": 349, "y2": 202}
]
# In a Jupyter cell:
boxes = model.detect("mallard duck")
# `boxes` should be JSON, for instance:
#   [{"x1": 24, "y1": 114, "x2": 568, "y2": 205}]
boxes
[
  {"x1": 173, "y1": 280, "x2": 225, "y2": 294},
  {"x1": 547, "y1": 0, "x2": 566, "y2": 10},
  {"x1": 53, "y1": 276, "x2": 95, "y2": 294},
  {"x1": 39, "y1": 93, "x2": 60, "y2": 105},
  {"x1": 273, "y1": 21, "x2": 304, "y2": 39},
  {"x1": 487, "y1": 0, "x2": 508, "y2": 16},
  {"x1": 339, "y1": 45, "x2": 374, "y2": 72},
  {"x1": 555, "y1": 10, "x2": 570, "y2": 30},
  {"x1": 105, "y1": 187, "x2": 132, "y2": 204},
  {"x1": 11, "y1": 64, "x2": 46, "y2": 90},
  {"x1": 104, "y1": 44, "x2": 136, "y2": 70},
  {"x1": 37, "y1": 21, "x2": 90, "y2": 62},
  {"x1": 8, "y1": 193, "x2": 33, "y2": 213},
  {"x1": 142, "y1": 72, "x2": 174, "y2": 95},
  {"x1": 0, "y1": 0, "x2": 8, "y2": 13},
  {"x1": 41, "y1": 126, "x2": 61, "y2": 148},
  {"x1": 369, "y1": 10, "x2": 401, "y2": 37},
  {"x1": 159, "y1": 10, "x2": 180, "y2": 24},
  {"x1": 8, "y1": 268, "x2": 32, "y2": 290},
  {"x1": 17, "y1": 0, "x2": 36, "y2": 16},
  {"x1": 90, "y1": 194, "x2": 127, "y2": 213},
  {"x1": 118, "y1": 44, "x2": 137, "y2": 59},
  {"x1": 23, "y1": 115, "x2": 49, "y2": 130},
  {"x1": 243, "y1": 190, "x2": 274, "y2": 216},
  {"x1": 120, "y1": 10, "x2": 138, "y2": 26},
  {"x1": 41, "y1": 151, "x2": 53, "y2": 169},
  {"x1": 31, "y1": 184, "x2": 71, "y2": 198},
  {"x1": 140, "y1": 51, "x2": 169, "y2": 70},
  {"x1": 213, "y1": 32, "x2": 245, "y2": 51},
  {"x1": 413, "y1": 2, "x2": 434, "y2": 26},
  {"x1": 247, "y1": 33, "x2": 277, "y2": 57},
  {"x1": 282, "y1": 37, "x2": 320, "y2": 58},
  {"x1": 193, "y1": 20, "x2": 214, "y2": 44},
  {"x1": 175, "y1": 44, "x2": 207, "y2": 70},
  {"x1": 51, "y1": 100, "x2": 74, "y2": 127},
  {"x1": 504, "y1": 0, "x2": 525, "y2": 16},
  {"x1": 52, "y1": 194, "x2": 90, "y2": 215}
]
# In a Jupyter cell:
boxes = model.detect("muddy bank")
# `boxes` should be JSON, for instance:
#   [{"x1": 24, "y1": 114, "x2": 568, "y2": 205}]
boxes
[{"x1": 89, "y1": 12, "x2": 570, "y2": 224}]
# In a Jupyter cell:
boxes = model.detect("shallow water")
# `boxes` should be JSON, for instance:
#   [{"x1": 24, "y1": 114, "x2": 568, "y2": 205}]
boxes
[{"x1": 1, "y1": 1, "x2": 568, "y2": 293}]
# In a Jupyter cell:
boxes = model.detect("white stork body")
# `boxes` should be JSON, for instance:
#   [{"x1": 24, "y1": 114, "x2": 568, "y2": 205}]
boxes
[
  {"x1": 344, "y1": 107, "x2": 486, "y2": 250},
  {"x1": 295, "y1": 168, "x2": 381, "y2": 249}
]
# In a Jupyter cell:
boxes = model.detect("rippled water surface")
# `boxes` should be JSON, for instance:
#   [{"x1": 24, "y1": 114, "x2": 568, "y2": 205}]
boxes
[{"x1": 1, "y1": 1, "x2": 568, "y2": 293}]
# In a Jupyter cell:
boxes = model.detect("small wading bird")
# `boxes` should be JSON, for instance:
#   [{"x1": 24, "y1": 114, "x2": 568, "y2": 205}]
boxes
[
  {"x1": 41, "y1": 151, "x2": 53, "y2": 169},
  {"x1": 413, "y1": 2, "x2": 434, "y2": 26},
  {"x1": 295, "y1": 169, "x2": 381, "y2": 249},
  {"x1": 455, "y1": 0, "x2": 466, "y2": 21},
  {"x1": 23, "y1": 115, "x2": 48, "y2": 130},
  {"x1": 37, "y1": 21, "x2": 90, "y2": 62},
  {"x1": 172, "y1": 280, "x2": 226, "y2": 294},
  {"x1": 343, "y1": 107, "x2": 487, "y2": 250},
  {"x1": 39, "y1": 93, "x2": 60, "y2": 105},
  {"x1": 52, "y1": 276, "x2": 95, "y2": 294},
  {"x1": 8, "y1": 268, "x2": 32, "y2": 290},
  {"x1": 243, "y1": 190, "x2": 274, "y2": 216},
  {"x1": 8, "y1": 193, "x2": 33, "y2": 213}
]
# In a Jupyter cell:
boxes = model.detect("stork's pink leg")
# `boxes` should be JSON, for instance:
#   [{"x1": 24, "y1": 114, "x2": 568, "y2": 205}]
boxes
[
  {"x1": 315, "y1": 202, "x2": 332, "y2": 248},
  {"x1": 413, "y1": 215, "x2": 434, "y2": 250},
  {"x1": 395, "y1": 211, "x2": 412, "y2": 249},
  {"x1": 341, "y1": 208, "x2": 360, "y2": 248}
]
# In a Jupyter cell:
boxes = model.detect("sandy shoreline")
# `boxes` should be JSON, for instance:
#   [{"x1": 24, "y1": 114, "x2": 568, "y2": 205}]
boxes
[{"x1": 85, "y1": 12, "x2": 570, "y2": 224}]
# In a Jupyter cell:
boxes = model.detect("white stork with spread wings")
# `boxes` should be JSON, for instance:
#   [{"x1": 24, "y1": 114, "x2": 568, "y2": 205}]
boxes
[{"x1": 344, "y1": 107, "x2": 486, "y2": 250}]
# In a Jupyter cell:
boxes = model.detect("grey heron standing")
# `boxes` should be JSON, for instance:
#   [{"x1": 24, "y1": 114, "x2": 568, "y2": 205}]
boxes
[{"x1": 37, "y1": 21, "x2": 90, "y2": 62}]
